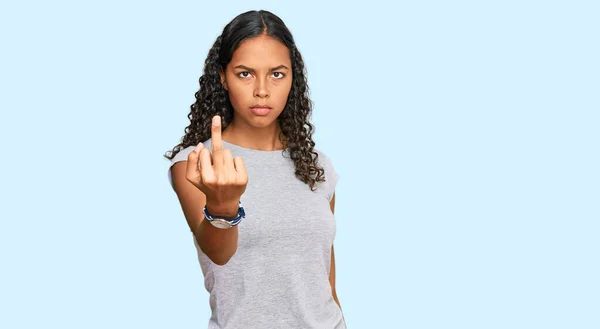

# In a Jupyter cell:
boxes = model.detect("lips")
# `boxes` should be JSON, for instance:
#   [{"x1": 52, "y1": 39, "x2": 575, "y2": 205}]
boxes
[
  {"x1": 251, "y1": 104, "x2": 272, "y2": 109},
  {"x1": 250, "y1": 105, "x2": 272, "y2": 116}
]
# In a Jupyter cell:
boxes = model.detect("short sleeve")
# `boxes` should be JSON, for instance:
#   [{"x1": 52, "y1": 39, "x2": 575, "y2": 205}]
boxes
[
  {"x1": 316, "y1": 150, "x2": 339, "y2": 202},
  {"x1": 167, "y1": 145, "x2": 197, "y2": 190}
]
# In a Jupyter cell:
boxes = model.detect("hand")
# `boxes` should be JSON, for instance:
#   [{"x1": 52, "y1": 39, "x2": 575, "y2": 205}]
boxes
[{"x1": 186, "y1": 115, "x2": 248, "y2": 214}]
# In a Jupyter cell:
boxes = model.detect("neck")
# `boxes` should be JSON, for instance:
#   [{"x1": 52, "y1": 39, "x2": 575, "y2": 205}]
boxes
[{"x1": 222, "y1": 118, "x2": 286, "y2": 151}]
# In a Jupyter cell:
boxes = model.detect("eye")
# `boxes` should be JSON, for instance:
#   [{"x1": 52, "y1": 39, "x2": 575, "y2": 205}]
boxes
[
  {"x1": 237, "y1": 71, "x2": 252, "y2": 79},
  {"x1": 272, "y1": 72, "x2": 285, "y2": 79}
]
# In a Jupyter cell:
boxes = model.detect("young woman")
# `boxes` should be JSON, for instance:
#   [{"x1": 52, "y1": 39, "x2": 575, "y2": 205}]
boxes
[{"x1": 165, "y1": 10, "x2": 346, "y2": 329}]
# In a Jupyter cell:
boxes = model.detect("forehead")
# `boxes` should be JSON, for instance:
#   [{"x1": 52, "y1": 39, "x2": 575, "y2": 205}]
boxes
[{"x1": 229, "y1": 34, "x2": 291, "y2": 68}]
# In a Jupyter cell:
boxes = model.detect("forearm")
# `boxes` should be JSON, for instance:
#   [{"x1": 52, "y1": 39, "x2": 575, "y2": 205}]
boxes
[{"x1": 193, "y1": 201, "x2": 240, "y2": 266}]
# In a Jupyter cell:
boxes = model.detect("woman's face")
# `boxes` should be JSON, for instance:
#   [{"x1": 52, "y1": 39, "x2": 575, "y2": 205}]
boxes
[{"x1": 220, "y1": 34, "x2": 293, "y2": 128}]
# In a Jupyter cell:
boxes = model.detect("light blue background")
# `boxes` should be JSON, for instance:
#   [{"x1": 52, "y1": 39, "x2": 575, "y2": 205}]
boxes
[{"x1": 1, "y1": 1, "x2": 598, "y2": 328}]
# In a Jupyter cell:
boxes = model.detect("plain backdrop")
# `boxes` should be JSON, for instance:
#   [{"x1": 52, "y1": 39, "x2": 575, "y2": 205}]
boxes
[{"x1": 1, "y1": 1, "x2": 598, "y2": 328}]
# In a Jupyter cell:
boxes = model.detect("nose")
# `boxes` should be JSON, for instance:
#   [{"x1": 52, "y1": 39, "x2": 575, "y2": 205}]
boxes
[{"x1": 254, "y1": 77, "x2": 269, "y2": 98}]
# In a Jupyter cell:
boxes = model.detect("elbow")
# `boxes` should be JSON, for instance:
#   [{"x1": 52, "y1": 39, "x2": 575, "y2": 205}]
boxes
[
  {"x1": 211, "y1": 255, "x2": 232, "y2": 266},
  {"x1": 195, "y1": 223, "x2": 239, "y2": 266},
  {"x1": 201, "y1": 246, "x2": 237, "y2": 266}
]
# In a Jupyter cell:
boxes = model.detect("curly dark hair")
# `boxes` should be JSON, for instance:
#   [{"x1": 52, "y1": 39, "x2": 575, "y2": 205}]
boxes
[{"x1": 164, "y1": 10, "x2": 325, "y2": 191}]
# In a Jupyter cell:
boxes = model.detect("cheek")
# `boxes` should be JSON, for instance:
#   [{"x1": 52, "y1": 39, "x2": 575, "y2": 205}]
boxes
[
  {"x1": 275, "y1": 80, "x2": 293, "y2": 102},
  {"x1": 227, "y1": 82, "x2": 249, "y2": 106}
]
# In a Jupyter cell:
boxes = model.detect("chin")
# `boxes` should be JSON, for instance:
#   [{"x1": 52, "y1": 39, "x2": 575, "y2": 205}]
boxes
[
  {"x1": 248, "y1": 117, "x2": 277, "y2": 128},
  {"x1": 245, "y1": 111, "x2": 280, "y2": 125}
]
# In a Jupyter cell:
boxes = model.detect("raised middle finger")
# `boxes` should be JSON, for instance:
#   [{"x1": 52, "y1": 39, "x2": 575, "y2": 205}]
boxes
[{"x1": 211, "y1": 115, "x2": 224, "y2": 172}]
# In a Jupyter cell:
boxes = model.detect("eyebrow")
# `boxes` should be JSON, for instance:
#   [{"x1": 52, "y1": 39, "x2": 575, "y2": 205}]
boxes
[{"x1": 233, "y1": 64, "x2": 289, "y2": 71}]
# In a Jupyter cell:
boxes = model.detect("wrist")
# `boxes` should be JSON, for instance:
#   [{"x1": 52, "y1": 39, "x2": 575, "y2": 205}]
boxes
[{"x1": 205, "y1": 200, "x2": 240, "y2": 219}]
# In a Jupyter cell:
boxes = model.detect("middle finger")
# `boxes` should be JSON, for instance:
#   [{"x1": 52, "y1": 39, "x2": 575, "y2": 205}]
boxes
[{"x1": 211, "y1": 115, "x2": 223, "y2": 172}]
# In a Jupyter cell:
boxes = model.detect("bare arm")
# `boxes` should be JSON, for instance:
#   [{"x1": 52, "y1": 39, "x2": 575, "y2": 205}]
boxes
[
  {"x1": 171, "y1": 161, "x2": 240, "y2": 266},
  {"x1": 171, "y1": 115, "x2": 248, "y2": 266},
  {"x1": 329, "y1": 192, "x2": 343, "y2": 312}
]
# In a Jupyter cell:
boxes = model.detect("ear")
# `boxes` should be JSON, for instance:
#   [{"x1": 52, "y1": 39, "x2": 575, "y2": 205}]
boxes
[{"x1": 219, "y1": 67, "x2": 228, "y2": 91}]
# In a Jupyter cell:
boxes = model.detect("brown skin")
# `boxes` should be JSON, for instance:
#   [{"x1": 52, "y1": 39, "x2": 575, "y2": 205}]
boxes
[
  {"x1": 329, "y1": 193, "x2": 344, "y2": 319},
  {"x1": 219, "y1": 33, "x2": 292, "y2": 151},
  {"x1": 171, "y1": 33, "x2": 343, "y2": 310},
  {"x1": 172, "y1": 115, "x2": 248, "y2": 266}
]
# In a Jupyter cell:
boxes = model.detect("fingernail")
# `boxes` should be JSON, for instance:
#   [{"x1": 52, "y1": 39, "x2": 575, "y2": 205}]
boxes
[
  {"x1": 214, "y1": 116, "x2": 221, "y2": 127},
  {"x1": 195, "y1": 143, "x2": 203, "y2": 153}
]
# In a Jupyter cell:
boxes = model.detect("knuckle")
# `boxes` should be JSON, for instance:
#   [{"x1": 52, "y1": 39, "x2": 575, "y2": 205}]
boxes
[
  {"x1": 202, "y1": 173, "x2": 214, "y2": 184},
  {"x1": 212, "y1": 174, "x2": 223, "y2": 184},
  {"x1": 235, "y1": 175, "x2": 247, "y2": 185},
  {"x1": 220, "y1": 175, "x2": 231, "y2": 185}
]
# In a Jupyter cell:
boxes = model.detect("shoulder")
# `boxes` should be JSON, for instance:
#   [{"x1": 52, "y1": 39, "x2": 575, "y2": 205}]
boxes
[
  {"x1": 169, "y1": 145, "x2": 198, "y2": 166},
  {"x1": 167, "y1": 143, "x2": 207, "y2": 189},
  {"x1": 313, "y1": 148, "x2": 336, "y2": 171},
  {"x1": 169, "y1": 140, "x2": 215, "y2": 165},
  {"x1": 313, "y1": 148, "x2": 340, "y2": 200}
]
